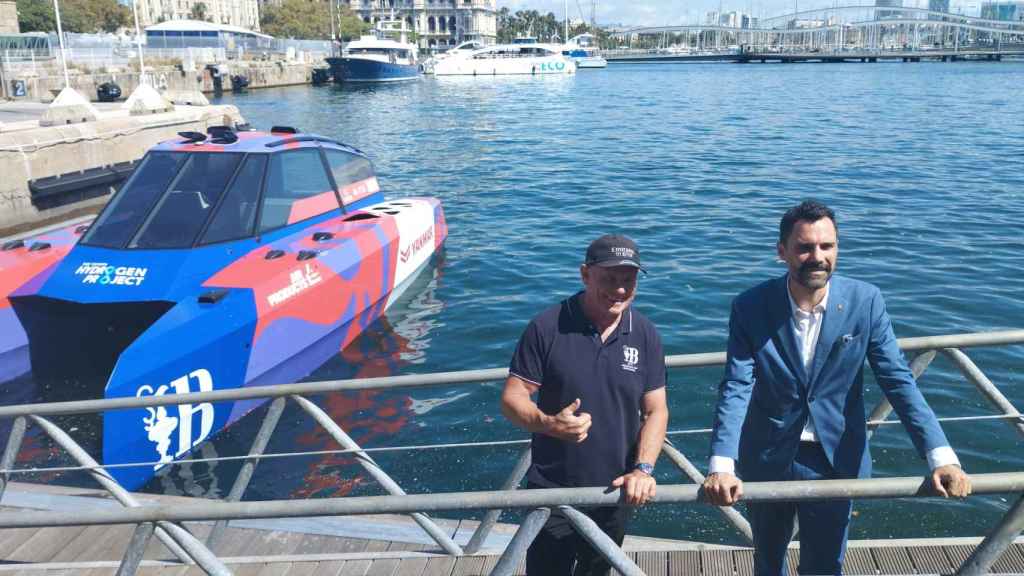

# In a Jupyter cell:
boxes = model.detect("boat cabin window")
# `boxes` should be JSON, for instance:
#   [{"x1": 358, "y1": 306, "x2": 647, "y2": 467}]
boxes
[
  {"x1": 348, "y1": 48, "x2": 396, "y2": 55},
  {"x1": 259, "y1": 148, "x2": 339, "y2": 233},
  {"x1": 200, "y1": 154, "x2": 267, "y2": 245},
  {"x1": 325, "y1": 149, "x2": 377, "y2": 206},
  {"x1": 129, "y1": 153, "x2": 243, "y2": 249},
  {"x1": 82, "y1": 152, "x2": 188, "y2": 248}
]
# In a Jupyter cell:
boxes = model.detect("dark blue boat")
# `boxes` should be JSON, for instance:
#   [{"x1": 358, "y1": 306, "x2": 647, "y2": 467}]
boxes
[{"x1": 328, "y1": 20, "x2": 419, "y2": 83}]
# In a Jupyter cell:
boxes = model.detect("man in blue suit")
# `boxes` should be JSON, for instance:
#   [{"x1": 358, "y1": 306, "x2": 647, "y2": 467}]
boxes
[{"x1": 703, "y1": 200, "x2": 971, "y2": 575}]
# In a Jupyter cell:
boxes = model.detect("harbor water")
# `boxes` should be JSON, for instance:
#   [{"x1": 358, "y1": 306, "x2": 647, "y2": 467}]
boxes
[{"x1": 18, "y1": 62, "x2": 1024, "y2": 544}]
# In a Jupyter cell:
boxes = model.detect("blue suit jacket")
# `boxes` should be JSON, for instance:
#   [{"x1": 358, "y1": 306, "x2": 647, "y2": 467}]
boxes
[{"x1": 709, "y1": 274, "x2": 949, "y2": 481}]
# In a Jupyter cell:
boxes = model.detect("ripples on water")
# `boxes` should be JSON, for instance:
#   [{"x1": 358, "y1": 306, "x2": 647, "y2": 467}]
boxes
[{"x1": 31, "y1": 63, "x2": 1024, "y2": 543}]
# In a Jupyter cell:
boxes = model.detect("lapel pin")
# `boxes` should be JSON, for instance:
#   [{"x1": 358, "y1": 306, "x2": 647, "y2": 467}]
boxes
[{"x1": 837, "y1": 304, "x2": 844, "y2": 312}]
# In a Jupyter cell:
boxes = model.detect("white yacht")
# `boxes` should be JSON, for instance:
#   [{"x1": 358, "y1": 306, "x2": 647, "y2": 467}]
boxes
[
  {"x1": 421, "y1": 40, "x2": 486, "y2": 74},
  {"x1": 563, "y1": 33, "x2": 607, "y2": 68},
  {"x1": 432, "y1": 43, "x2": 576, "y2": 76}
]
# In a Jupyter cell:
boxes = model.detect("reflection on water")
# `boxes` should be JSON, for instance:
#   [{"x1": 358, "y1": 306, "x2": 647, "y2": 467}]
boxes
[{"x1": 146, "y1": 256, "x2": 453, "y2": 500}]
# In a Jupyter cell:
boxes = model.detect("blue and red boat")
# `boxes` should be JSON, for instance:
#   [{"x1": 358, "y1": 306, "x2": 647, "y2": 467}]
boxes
[{"x1": 0, "y1": 126, "x2": 447, "y2": 489}]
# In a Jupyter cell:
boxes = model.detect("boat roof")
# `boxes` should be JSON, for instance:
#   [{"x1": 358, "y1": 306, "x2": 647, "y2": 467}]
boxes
[
  {"x1": 150, "y1": 127, "x2": 367, "y2": 157},
  {"x1": 145, "y1": 19, "x2": 273, "y2": 39},
  {"x1": 346, "y1": 36, "x2": 415, "y2": 50}
]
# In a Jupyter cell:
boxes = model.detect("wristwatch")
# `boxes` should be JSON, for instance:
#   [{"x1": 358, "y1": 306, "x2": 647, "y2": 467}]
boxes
[{"x1": 634, "y1": 462, "x2": 655, "y2": 476}]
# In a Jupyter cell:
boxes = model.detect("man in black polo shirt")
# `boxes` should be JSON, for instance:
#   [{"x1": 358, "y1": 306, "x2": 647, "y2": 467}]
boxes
[{"x1": 501, "y1": 234, "x2": 669, "y2": 576}]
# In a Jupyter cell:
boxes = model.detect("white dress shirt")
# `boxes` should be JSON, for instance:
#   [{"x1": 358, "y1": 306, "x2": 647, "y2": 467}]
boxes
[{"x1": 709, "y1": 281, "x2": 958, "y2": 476}]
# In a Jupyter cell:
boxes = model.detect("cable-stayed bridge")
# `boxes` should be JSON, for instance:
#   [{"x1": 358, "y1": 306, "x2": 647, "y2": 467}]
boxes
[{"x1": 604, "y1": 6, "x2": 1024, "y2": 63}]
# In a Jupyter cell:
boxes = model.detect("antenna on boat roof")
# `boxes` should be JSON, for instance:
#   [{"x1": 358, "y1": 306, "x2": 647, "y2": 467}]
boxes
[{"x1": 177, "y1": 131, "x2": 207, "y2": 143}]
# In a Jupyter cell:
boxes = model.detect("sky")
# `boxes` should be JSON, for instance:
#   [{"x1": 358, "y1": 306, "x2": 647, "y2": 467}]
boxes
[{"x1": 498, "y1": 0, "x2": 985, "y2": 27}]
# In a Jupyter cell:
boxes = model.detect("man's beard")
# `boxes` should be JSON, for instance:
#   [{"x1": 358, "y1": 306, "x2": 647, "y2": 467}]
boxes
[{"x1": 797, "y1": 262, "x2": 832, "y2": 290}]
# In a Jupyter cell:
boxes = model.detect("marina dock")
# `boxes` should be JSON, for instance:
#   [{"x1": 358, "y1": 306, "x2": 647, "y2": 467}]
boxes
[
  {"x1": 0, "y1": 330, "x2": 1021, "y2": 575},
  {"x1": 2, "y1": 482, "x2": 1024, "y2": 575}
]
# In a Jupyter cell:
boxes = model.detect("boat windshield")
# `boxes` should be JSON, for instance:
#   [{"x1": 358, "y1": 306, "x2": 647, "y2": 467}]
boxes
[
  {"x1": 82, "y1": 151, "x2": 254, "y2": 249},
  {"x1": 347, "y1": 47, "x2": 408, "y2": 57},
  {"x1": 474, "y1": 46, "x2": 555, "y2": 59}
]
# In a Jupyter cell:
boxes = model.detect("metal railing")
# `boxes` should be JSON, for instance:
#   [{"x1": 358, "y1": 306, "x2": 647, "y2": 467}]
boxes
[{"x1": 0, "y1": 329, "x2": 1021, "y2": 576}]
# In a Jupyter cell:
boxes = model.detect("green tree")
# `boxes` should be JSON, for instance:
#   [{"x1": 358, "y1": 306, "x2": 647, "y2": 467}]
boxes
[
  {"x1": 189, "y1": 2, "x2": 210, "y2": 22},
  {"x1": 17, "y1": 0, "x2": 129, "y2": 33},
  {"x1": 261, "y1": 0, "x2": 368, "y2": 40}
]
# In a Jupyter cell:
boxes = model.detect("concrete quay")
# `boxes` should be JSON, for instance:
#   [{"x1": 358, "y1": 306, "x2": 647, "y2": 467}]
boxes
[
  {"x1": 1, "y1": 59, "x2": 324, "y2": 103},
  {"x1": 0, "y1": 100, "x2": 245, "y2": 236}
]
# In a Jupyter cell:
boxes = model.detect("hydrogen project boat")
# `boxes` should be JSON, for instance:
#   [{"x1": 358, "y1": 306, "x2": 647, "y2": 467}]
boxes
[{"x1": 0, "y1": 126, "x2": 447, "y2": 489}]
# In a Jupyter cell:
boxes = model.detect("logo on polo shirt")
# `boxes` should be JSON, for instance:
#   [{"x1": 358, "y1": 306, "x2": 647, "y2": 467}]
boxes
[{"x1": 622, "y1": 346, "x2": 639, "y2": 372}]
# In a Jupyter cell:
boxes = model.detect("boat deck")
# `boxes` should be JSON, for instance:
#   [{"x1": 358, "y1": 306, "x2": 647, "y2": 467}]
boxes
[{"x1": 2, "y1": 482, "x2": 1023, "y2": 575}]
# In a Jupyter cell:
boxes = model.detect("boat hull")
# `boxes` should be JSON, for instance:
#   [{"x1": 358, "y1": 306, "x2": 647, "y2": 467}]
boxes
[
  {"x1": 327, "y1": 57, "x2": 419, "y2": 82},
  {"x1": 4, "y1": 198, "x2": 447, "y2": 490},
  {"x1": 574, "y1": 56, "x2": 608, "y2": 68},
  {"x1": 433, "y1": 55, "x2": 576, "y2": 76}
]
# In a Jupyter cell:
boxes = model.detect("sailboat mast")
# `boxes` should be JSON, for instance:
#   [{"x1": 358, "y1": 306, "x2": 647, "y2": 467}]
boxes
[{"x1": 564, "y1": 0, "x2": 568, "y2": 43}]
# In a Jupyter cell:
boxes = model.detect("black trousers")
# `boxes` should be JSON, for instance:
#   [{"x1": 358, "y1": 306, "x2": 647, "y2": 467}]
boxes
[{"x1": 525, "y1": 502, "x2": 631, "y2": 576}]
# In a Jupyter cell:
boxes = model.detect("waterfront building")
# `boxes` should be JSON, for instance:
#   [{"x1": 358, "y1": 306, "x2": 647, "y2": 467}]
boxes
[
  {"x1": 712, "y1": 10, "x2": 756, "y2": 28},
  {"x1": 145, "y1": 19, "x2": 272, "y2": 51},
  {"x1": 0, "y1": 0, "x2": 17, "y2": 34},
  {"x1": 980, "y1": 0, "x2": 1024, "y2": 20},
  {"x1": 875, "y1": 0, "x2": 904, "y2": 19},
  {"x1": 344, "y1": 0, "x2": 496, "y2": 50},
  {"x1": 929, "y1": 0, "x2": 950, "y2": 14},
  {"x1": 137, "y1": 0, "x2": 261, "y2": 31}
]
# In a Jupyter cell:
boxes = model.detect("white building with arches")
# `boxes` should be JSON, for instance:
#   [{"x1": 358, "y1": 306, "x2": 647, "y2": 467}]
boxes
[{"x1": 346, "y1": 0, "x2": 496, "y2": 51}]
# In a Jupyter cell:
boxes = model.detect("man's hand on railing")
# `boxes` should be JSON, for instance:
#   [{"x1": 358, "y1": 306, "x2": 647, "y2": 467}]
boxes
[
  {"x1": 932, "y1": 464, "x2": 972, "y2": 498},
  {"x1": 612, "y1": 469, "x2": 657, "y2": 506},
  {"x1": 702, "y1": 472, "x2": 744, "y2": 506}
]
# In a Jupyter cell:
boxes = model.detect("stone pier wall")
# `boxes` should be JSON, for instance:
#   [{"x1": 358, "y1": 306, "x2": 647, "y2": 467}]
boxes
[
  {"x1": 1, "y1": 60, "x2": 322, "y2": 103},
  {"x1": 0, "y1": 104, "x2": 245, "y2": 235},
  {"x1": 0, "y1": 1, "x2": 17, "y2": 35}
]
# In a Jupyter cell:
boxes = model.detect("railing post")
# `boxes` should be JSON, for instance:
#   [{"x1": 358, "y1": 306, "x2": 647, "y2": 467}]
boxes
[
  {"x1": 942, "y1": 348, "x2": 1024, "y2": 438},
  {"x1": 559, "y1": 505, "x2": 645, "y2": 576},
  {"x1": 207, "y1": 396, "x2": 286, "y2": 550},
  {"x1": 464, "y1": 447, "x2": 531, "y2": 554},
  {"x1": 488, "y1": 507, "x2": 550, "y2": 576},
  {"x1": 290, "y1": 394, "x2": 464, "y2": 556},
  {"x1": 28, "y1": 415, "x2": 230, "y2": 575},
  {"x1": 116, "y1": 522, "x2": 155, "y2": 576},
  {"x1": 0, "y1": 416, "x2": 27, "y2": 500},
  {"x1": 661, "y1": 439, "x2": 754, "y2": 545},
  {"x1": 955, "y1": 493, "x2": 1024, "y2": 576}
]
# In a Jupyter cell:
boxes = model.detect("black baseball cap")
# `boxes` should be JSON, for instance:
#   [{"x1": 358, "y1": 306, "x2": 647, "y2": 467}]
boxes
[{"x1": 585, "y1": 234, "x2": 645, "y2": 272}]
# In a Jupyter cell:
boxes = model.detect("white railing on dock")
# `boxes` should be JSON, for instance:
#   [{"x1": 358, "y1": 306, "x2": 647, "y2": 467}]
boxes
[{"x1": 0, "y1": 329, "x2": 1021, "y2": 576}]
